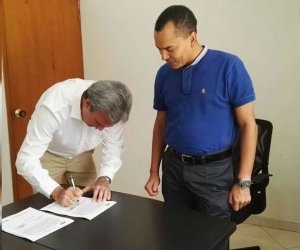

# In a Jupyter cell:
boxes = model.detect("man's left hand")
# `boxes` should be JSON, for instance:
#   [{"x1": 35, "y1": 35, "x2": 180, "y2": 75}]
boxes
[
  {"x1": 82, "y1": 177, "x2": 111, "y2": 202},
  {"x1": 229, "y1": 184, "x2": 251, "y2": 211}
]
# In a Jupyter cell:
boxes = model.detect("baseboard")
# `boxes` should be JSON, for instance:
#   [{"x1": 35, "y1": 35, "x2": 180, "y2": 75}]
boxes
[{"x1": 244, "y1": 215, "x2": 300, "y2": 233}]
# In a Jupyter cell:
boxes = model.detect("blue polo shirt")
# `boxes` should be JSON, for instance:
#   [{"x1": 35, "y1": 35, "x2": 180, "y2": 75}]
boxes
[{"x1": 153, "y1": 49, "x2": 255, "y2": 154}]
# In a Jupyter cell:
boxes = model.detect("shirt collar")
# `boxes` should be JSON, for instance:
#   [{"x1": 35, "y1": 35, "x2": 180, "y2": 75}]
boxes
[
  {"x1": 185, "y1": 45, "x2": 208, "y2": 69},
  {"x1": 70, "y1": 91, "x2": 84, "y2": 120}
]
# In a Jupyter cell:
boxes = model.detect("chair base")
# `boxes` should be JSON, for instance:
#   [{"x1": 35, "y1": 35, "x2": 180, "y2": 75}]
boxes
[{"x1": 231, "y1": 246, "x2": 260, "y2": 250}]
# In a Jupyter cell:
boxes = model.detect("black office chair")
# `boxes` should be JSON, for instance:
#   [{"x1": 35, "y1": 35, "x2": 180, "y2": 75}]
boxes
[{"x1": 230, "y1": 119, "x2": 273, "y2": 250}]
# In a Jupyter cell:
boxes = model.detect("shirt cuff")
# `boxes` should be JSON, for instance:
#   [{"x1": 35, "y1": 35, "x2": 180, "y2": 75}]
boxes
[
  {"x1": 37, "y1": 178, "x2": 61, "y2": 199},
  {"x1": 98, "y1": 168, "x2": 117, "y2": 182}
]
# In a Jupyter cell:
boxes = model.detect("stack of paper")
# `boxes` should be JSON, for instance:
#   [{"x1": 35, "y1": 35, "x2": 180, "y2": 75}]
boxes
[
  {"x1": 2, "y1": 197, "x2": 117, "y2": 241},
  {"x1": 2, "y1": 207, "x2": 73, "y2": 242}
]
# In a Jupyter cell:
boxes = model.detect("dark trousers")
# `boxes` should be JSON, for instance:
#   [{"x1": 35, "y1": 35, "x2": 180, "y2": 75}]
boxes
[{"x1": 162, "y1": 148, "x2": 235, "y2": 250}]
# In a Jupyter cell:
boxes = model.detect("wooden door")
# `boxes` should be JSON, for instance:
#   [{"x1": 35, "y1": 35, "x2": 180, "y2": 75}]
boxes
[{"x1": 3, "y1": 0, "x2": 84, "y2": 200}]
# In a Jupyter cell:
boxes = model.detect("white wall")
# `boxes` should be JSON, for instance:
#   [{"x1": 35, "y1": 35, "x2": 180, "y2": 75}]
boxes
[
  {"x1": 80, "y1": 0, "x2": 300, "y2": 224},
  {"x1": 2, "y1": 70, "x2": 14, "y2": 205}
]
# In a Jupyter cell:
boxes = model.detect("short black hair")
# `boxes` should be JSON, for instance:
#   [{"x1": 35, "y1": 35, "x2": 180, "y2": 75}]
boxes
[{"x1": 155, "y1": 5, "x2": 197, "y2": 37}]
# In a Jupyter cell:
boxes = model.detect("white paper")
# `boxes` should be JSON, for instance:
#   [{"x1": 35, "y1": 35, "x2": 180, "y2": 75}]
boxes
[
  {"x1": 41, "y1": 197, "x2": 116, "y2": 220},
  {"x1": 2, "y1": 207, "x2": 74, "y2": 242}
]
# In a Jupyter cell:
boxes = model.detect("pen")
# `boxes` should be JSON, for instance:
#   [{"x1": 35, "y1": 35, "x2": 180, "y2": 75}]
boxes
[
  {"x1": 69, "y1": 174, "x2": 79, "y2": 203},
  {"x1": 69, "y1": 174, "x2": 76, "y2": 188}
]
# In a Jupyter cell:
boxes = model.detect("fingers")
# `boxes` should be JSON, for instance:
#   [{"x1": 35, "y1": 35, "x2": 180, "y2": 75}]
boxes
[
  {"x1": 82, "y1": 186, "x2": 92, "y2": 194},
  {"x1": 229, "y1": 192, "x2": 246, "y2": 211},
  {"x1": 81, "y1": 181, "x2": 111, "y2": 202},
  {"x1": 72, "y1": 187, "x2": 83, "y2": 196},
  {"x1": 67, "y1": 198, "x2": 75, "y2": 206},
  {"x1": 231, "y1": 200, "x2": 251, "y2": 211},
  {"x1": 51, "y1": 187, "x2": 71, "y2": 207},
  {"x1": 145, "y1": 187, "x2": 158, "y2": 196},
  {"x1": 107, "y1": 189, "x2": 111, "y2": 200},
  {"x1": 61, "y1": 197, "x2": 77, "y2": 207},
  {"x1": 144, "y1": 177, "x2": 160, "y2": 196},
  {"x1": 151, "y1": 183, "x2": 159, "y2": 196},
  {"x1": 144, "y1": 183, "x2": 156, "y2": 196},
  {"x1": 59, "y1": 187, "x2": 82, "y2": 206},
  {"x1": 232, "y1": 201, "x2": 240, "y2": 211},
  {"x1": 93, "y1": 187, "x2": 110, "y2": 202},
  {"x1": 59, "y1": 197, "x2": 74, "y2": 207},
  {"x1": 92, "y1": 188, "x2": 100, "y2": 202},
  {"x1": 228, "y1": 192, "x2": 233, "y2": 205},
  {"x1": 230, "y1": 185, "x2": 251, "y2": 211},
  {"x1": 68, "y1": 187, "x2": 82, "y2": 200}
]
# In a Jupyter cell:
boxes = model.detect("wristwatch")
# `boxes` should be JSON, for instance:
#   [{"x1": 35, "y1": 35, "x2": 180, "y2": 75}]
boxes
[
  {"x1": 100, "y1": 176, "x2": 111, "y2": 184},
  {"x1": 235, "y1": 178, "x2": 252, "y2": 190}
]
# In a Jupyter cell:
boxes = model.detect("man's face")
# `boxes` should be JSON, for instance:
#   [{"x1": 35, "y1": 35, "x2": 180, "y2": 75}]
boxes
[
  {"x1": 81, "y1": 99, "x2": 113, "y2": 130},
  {"x1": 154, "y1": 22, "x2": 194, "y2": 69}
]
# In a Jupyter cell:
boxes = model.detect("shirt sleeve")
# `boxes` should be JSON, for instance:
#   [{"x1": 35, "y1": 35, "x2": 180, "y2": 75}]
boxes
[
  {"x1": 153, "y1": 68, "x2": 167, "y2": 111},
  {"x1": 226, "y1": 58, "x2": 256, "y2": 108},
  {"x1": 98, "y1": 122, "x2": 124, "y2": 181},
  {"x1": 16, "y1": 105, "x2": 62, "y2": 198}
]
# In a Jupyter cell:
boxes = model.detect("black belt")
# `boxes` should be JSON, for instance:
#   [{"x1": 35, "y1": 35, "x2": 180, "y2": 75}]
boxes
[{"x1": 168, "y1": 147, "x2": 233, "y2": 165}]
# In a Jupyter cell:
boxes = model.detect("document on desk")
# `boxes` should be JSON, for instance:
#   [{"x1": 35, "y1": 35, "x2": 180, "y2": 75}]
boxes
[
  {"x1": 41, "y1": 197, "x2": 116, "y2": 220},
  {"x1": 2, "y1": 207, "x2": 74, "y2": 242}
]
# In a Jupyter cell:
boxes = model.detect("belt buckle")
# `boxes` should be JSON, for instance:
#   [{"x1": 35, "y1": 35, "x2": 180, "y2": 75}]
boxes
[{"x1": 181, "y1": 154, "x2": 193, "y2": 164}]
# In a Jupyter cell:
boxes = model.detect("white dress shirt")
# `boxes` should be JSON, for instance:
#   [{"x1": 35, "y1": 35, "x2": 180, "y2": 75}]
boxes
[{"x1": 16, "y1": 79, "x2": 124, "y2": 198}]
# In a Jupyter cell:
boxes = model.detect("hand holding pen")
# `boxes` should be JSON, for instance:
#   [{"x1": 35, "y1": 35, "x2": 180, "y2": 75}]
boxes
[{"x1": 50, "y1": 179, "x2": 83, "y2": 207}]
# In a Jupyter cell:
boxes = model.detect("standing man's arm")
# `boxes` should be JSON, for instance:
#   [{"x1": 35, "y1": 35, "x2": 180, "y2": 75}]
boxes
[
  {"x1": 144, "y1": 111, "x2": 167, "y2": 196},
  {"x1": 229, "y1": 102, "x2": 257, "y2": 211},
  {"x1": 82, "y1": 122, "x2": 124, "y2": 202}
]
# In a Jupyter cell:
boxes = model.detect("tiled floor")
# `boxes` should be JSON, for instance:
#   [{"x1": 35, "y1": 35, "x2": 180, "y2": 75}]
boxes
[{"x1": 230, "y1": 223, "x2": 300, "y2": 250}]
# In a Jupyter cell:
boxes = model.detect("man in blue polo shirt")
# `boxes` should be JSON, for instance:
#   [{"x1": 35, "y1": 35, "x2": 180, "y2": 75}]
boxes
[{"x1": 144, "y1": 5, "x2": 257, "y2": 249}]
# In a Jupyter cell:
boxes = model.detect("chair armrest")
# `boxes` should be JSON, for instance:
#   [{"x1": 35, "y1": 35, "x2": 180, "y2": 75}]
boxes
[{"x1": 252, "y1": 173, "x2": 273, "y2": 184}]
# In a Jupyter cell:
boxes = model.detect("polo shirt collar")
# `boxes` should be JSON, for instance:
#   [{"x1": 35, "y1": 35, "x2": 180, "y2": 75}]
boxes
[{"x1": 186, "y1": 45, "x2": 208, "y2": 69}]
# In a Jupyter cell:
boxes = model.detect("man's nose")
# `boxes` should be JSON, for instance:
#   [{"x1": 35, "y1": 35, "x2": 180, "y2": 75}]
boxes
[{"x1": 160, "y1": 50, "x2": 169, "y2": 61}]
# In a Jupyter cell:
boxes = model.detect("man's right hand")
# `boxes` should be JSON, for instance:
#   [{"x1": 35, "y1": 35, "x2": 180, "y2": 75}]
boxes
[
  {"x1": 50, "y1": 186, "x2": 83, "y2": 207},
  {"x1": 144, "y1": 175, "x2": 160, "y2": 196}
]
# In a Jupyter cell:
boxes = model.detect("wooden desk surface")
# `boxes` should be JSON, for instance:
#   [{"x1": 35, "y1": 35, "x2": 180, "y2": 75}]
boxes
[{"x1": 2, "y1": 192, "x2": 236, "y2": 250}]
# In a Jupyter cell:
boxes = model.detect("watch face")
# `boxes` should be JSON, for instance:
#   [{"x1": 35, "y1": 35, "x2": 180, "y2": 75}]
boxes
[{"x1": 240, "y1": 179, "x2": 252, "y2": 190}]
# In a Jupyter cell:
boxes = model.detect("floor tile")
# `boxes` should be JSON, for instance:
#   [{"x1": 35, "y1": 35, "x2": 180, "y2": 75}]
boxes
[
  {"x1": 237, "y1": 223, "x2": 254, "y2": 228},
  {"x1": 262, "y1": 227, "x2": 300, "y2": 248},
  {"x1": 230, "y1": 225, "x2": 284, "y2": 250}
]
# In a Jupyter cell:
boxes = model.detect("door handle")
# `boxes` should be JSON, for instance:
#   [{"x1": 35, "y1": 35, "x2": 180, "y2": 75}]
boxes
[{"x1": 15, "y1": 109, "x2": 27, "y2": 118}]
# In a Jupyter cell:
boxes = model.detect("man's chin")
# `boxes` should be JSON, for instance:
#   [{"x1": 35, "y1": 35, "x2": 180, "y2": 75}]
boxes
[{"x1": 167, "y1": 63, "x2": 180, "y2": 69}]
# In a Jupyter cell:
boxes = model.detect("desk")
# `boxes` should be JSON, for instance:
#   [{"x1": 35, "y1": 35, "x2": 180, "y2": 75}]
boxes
[{"x1": 2, "y1": 192, "x2": 236, "y2": 250}]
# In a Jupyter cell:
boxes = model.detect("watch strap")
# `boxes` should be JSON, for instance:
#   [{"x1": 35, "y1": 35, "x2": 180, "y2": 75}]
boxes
[{"x1": 100, "y1": 176, "x2": 111, "y2": 184}]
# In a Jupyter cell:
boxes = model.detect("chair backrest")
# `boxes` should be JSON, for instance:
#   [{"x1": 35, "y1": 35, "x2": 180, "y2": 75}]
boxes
[{"x1": 231, "y1": 118, "x2": 273, "y2": 224}]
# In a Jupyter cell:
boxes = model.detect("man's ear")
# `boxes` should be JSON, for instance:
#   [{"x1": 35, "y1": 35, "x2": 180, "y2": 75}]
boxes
[
  {"x1": 86, "y1": 98, "x2": 91, "y2": 110},
  {"x1": 82, "y1": 98, "x2": 91, "y2": 111},
  {"x1": 190, "y1": 32, "x2": 197, "y2": 47}
]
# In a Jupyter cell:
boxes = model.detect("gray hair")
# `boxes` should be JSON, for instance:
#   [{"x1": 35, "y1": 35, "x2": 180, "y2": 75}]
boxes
[{"x1": 83, "y1": 80, "x2": 132, "y2": 123}]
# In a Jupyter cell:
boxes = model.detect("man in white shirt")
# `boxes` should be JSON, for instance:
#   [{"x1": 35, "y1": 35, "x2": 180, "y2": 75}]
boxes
[{"x1": 16, "y1": 79, "x2": 132, "y2": 207}]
